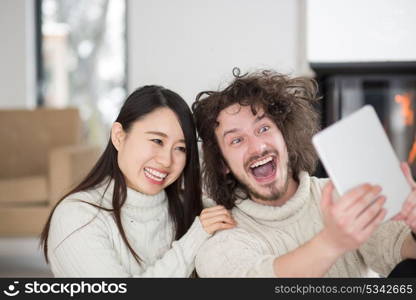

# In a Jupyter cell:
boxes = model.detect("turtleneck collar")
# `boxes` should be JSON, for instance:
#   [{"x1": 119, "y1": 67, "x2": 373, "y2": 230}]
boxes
[
  {"x1": 234, "y1": 171, "x2": 311, "y2": 224},
  {"x1": 96, "y1": 177, "x2": 167, "y2": 209}
]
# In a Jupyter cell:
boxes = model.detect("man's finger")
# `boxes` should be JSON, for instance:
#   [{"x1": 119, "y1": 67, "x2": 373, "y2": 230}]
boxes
[
  {"x1": 399, "y1": 189, "x2": 416, "y2": 218},
  {"x1": 336, "y1": 184, "x2": 373, "y2": 211},
  {"x1": 353, "y1": 196, "x2": 385, "y2": 231},
  {"x1": 361, "y1": 208, "x2": 387, "y2": 238},
  {"x1": 392, "y1": 212, "x2": 406, "y2": 221},
  {"x1": 320, "y1": 181, "x2": 334, "y2": 212},
  {"x1": 401, "y1": 162, "x2": 416, "y2": 189},
  {"x1": 347, "y1": 186, "x2": 382, "y2": 218}
]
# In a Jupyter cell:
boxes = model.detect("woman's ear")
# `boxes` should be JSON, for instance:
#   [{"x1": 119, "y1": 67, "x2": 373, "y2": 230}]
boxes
[{"x1": 111, "y1": 122, "x2": 126, "y2": 151}]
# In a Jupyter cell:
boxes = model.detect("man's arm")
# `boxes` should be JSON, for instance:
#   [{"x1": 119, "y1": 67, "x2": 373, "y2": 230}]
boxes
[
  {"x1": 195, "y1": 228, "x2": 276, "y2": 277},
  {"x1": 274, "y1": 181, "x2": 386, "y2": 277},
  {"x1": 272, "y1": 230, "x2": 339, "y2": 277},
  {"x1": 197, "y1": 182, "x2": 386, "y2": 278},
  {"x1": 401, "y1": 234, "x2": 416, "y2": 259},
  {"x1": 393, "y1": 163, "x2": 416, "y2": 260}
]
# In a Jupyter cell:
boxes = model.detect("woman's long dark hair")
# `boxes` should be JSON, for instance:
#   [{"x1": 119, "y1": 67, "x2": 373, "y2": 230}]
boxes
[{"x1": 40, "y1": 85, "x2": 203, "y2": 264}]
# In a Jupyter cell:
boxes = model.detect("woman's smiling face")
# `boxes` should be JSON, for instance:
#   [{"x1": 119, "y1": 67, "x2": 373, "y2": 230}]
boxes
[{"x1": 112, "y1": 107, "x2": 187, "y2": 195}]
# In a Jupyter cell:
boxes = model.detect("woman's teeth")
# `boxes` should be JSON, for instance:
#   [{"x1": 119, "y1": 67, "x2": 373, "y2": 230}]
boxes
[
  {"x1": 144, "y1": 168, "x2": 168, "y2": 182},
  {"x1": 250, "y1": 156, "x2": 273, "y2": 169}
]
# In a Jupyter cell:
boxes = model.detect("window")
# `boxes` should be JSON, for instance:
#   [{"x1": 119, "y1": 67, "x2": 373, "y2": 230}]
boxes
[{"x1": 36, "y1": 0, "x2": 127, "y2": 145}]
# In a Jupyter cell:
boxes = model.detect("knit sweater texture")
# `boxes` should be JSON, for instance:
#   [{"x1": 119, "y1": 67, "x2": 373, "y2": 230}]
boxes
[
  {"x1": 48, "y1": 179, "x2": 211, "y2": 277},
  {"x1": 196, "y1": 172, "x2": 410, "y2": 277}
]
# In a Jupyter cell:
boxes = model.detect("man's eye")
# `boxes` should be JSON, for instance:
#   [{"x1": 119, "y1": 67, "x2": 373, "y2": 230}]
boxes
[
  {"x1": 151, "y1": 139, "x2": 163, "y2": 145},
  {"x1": 259, "y1": 126, "x2": 270, "y2": 134},
  {"x1": 231, "y1": 138, "x2": 242, "y2": 144}
]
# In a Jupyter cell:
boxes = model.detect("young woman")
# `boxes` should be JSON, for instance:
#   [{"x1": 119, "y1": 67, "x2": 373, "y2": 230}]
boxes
[{"x1": 40, "y1": 85, "x2": 235, "y2": 277}]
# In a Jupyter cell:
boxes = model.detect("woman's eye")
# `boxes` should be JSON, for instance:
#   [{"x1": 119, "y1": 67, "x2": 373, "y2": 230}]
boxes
[
  {"x1": 176, "y1": 146, "x2": 186, "y2": 153},
  {"x1": 151, "y1": 139, "x2": 163, "y2": 145},
  {"x1": 231, "y1": 138, "x2": 242, "y2": 145},
  {"x1": 259, "y1": 126, "x2": 270, "y2": 134}
]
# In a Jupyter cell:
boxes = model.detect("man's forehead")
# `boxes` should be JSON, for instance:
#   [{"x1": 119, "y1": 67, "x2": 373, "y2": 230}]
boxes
[
  {"x1": 217, "y1": 104, "x2": 265, "y2": 124},
  {"x1": 215, "y1": 104, "x2": 270, "y2": 139}
]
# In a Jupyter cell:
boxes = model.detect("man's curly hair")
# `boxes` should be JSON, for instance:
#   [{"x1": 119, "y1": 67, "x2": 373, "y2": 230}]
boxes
[{"x1": 191, "y1": 69, "x2": 321, "y2": 209}]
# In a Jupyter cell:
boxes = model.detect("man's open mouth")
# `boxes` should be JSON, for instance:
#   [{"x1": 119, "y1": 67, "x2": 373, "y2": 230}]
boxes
[{"x1": 248, "y1": 155, "x2": 277, "y2": 182}]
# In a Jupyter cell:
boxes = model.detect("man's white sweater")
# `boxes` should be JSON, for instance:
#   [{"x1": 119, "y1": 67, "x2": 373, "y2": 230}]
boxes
[
  {"x1": 196, "y1": 172, "x2": 410, "y2": 277},
  {"x1": 48, "y1": 179, "x2": 210, "y2": 277}
]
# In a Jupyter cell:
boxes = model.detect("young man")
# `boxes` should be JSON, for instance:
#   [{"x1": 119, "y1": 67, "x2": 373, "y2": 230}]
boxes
[{"x1": 192, "y1": 70, "x2": 416, "y2": 277}]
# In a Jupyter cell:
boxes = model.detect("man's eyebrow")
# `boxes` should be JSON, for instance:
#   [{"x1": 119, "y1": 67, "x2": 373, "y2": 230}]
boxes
[
  {"x1": 145, "y1": 131, "x2": 185, "y2": 143},
  {"x1": 222, "y1": 114, "x2": 266, "y2": 139},
  {"x1": 223, "y1": 128, "x2": 239, "y2": 139},
  {"x1": 254, "y1": 113, "x2": 266, "y2": 123}
]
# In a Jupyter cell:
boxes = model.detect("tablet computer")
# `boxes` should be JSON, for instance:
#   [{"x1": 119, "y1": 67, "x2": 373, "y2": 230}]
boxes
[{"x1": 312, "y1": 105, "x2": 410, "y2": 221}]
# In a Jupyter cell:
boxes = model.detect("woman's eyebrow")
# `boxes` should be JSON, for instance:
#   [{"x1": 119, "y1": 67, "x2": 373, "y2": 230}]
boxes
[
  {"x1": 146, "y1": 131, "x2": 185, "y2": 143},
  {"x1": 145, "y1": 131, "x2": 168, "y2": 138}
]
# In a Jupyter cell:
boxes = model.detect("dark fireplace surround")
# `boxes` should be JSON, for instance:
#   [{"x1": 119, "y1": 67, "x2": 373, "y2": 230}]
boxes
[
  {"x1": 311, "y1": 62, "x2": 416, "y2": 277},
  {"x1": 311, "y1": 61, "x2": 416, "y2": 178}
]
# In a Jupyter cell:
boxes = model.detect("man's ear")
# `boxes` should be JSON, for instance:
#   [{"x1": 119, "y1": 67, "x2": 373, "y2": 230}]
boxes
[
  {"x1": 221, "y1": 159, "x2": 230, "y2": 174},
  {"x1": 111, "y1": 122, "x2": 126, "y2": 151}
]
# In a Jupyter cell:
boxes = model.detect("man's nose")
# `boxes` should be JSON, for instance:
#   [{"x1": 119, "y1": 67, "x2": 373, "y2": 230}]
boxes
[{"x1": 247, "y1": 135, "x2": 267, "y2": 156}]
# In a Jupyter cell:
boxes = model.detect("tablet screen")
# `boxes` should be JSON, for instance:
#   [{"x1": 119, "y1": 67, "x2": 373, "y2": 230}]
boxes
[{"x1": 312, "y1": 105, "x2": 411, "y2": 221}]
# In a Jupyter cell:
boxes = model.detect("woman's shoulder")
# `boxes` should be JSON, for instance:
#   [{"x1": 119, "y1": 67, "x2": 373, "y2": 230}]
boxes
[
  {"x1": 52, "y1": 184, "x2": 113, "y2": 228},
  {"x1": 59, "y1": 180, "x2": 112, "y2": 210},
  {"x1": 48, "y1": 186, "x2": 113, "y2": 249},
  {"x1": 55, "y1": 194, "x2": 100, "y2": 220}
]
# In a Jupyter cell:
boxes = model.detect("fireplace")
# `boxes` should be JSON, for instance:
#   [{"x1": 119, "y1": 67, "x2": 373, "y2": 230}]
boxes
[{"x1": 311, "y1": 62, "x2": 416, "y2": 178}]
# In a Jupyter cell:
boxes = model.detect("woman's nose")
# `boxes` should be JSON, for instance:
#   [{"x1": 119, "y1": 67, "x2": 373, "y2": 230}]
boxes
[{"x1": 155, "y1": 148, "x2": 172, "y2": 168}]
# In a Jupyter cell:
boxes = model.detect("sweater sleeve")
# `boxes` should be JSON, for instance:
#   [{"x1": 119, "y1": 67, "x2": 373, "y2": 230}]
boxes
[
  {"x1": 195, "y1": 228, "x2": 276, "y2": 277},
  {"x1": 357, "y1": 220, "x2": 410, "y2": 276},
  {"x1": 133, "y1": 216, "x2": 211, "y2": 277},
  {"x1": 48, "y1": 199, "x2": 211, "y2": 277}
]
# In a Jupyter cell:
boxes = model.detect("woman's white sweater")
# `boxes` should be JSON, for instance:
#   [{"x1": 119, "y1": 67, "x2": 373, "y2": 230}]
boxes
[{"x1": 47, "y1": 179, "x2": 211, "y2": 277}]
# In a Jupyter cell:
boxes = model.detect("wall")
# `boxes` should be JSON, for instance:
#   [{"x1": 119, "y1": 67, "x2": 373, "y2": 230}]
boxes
[
  {"x1": 128, "y1": 0, "x2": 305, "y2": 106},
  {"x1": 0, "y1": 0, "x2": 36, "y2": 108},
  {"x1": 2, "y1": 1, "x2": 415, "y2": 109},
  {"x1": 0, "y1": 0, "x2": 304, "y2": 109},
  {"x1": 307, "y1": 0, "x2": 416, "y2": 63}
]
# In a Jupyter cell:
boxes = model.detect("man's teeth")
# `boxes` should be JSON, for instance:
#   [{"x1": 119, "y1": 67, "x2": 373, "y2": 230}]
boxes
[
  {"x1": 144, "y1": 168, "x2": 168, "y2": 181},
  {"x1": 250, "y1": 156, "x2": 273, "y2": 168}
]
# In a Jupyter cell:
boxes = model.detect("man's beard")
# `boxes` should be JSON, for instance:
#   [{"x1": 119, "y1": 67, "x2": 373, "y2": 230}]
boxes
[{"x1": 236, "y1": 160, "x2": 291, "y2": 202}]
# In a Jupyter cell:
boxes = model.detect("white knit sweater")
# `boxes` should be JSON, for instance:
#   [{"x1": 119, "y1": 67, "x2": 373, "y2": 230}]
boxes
[
  {"x1": 196, "y1": 172, "x2": 410, "y2": 277},
  {"x1": 47, "y1": 179, "x2": 211, "y2": 277}
]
